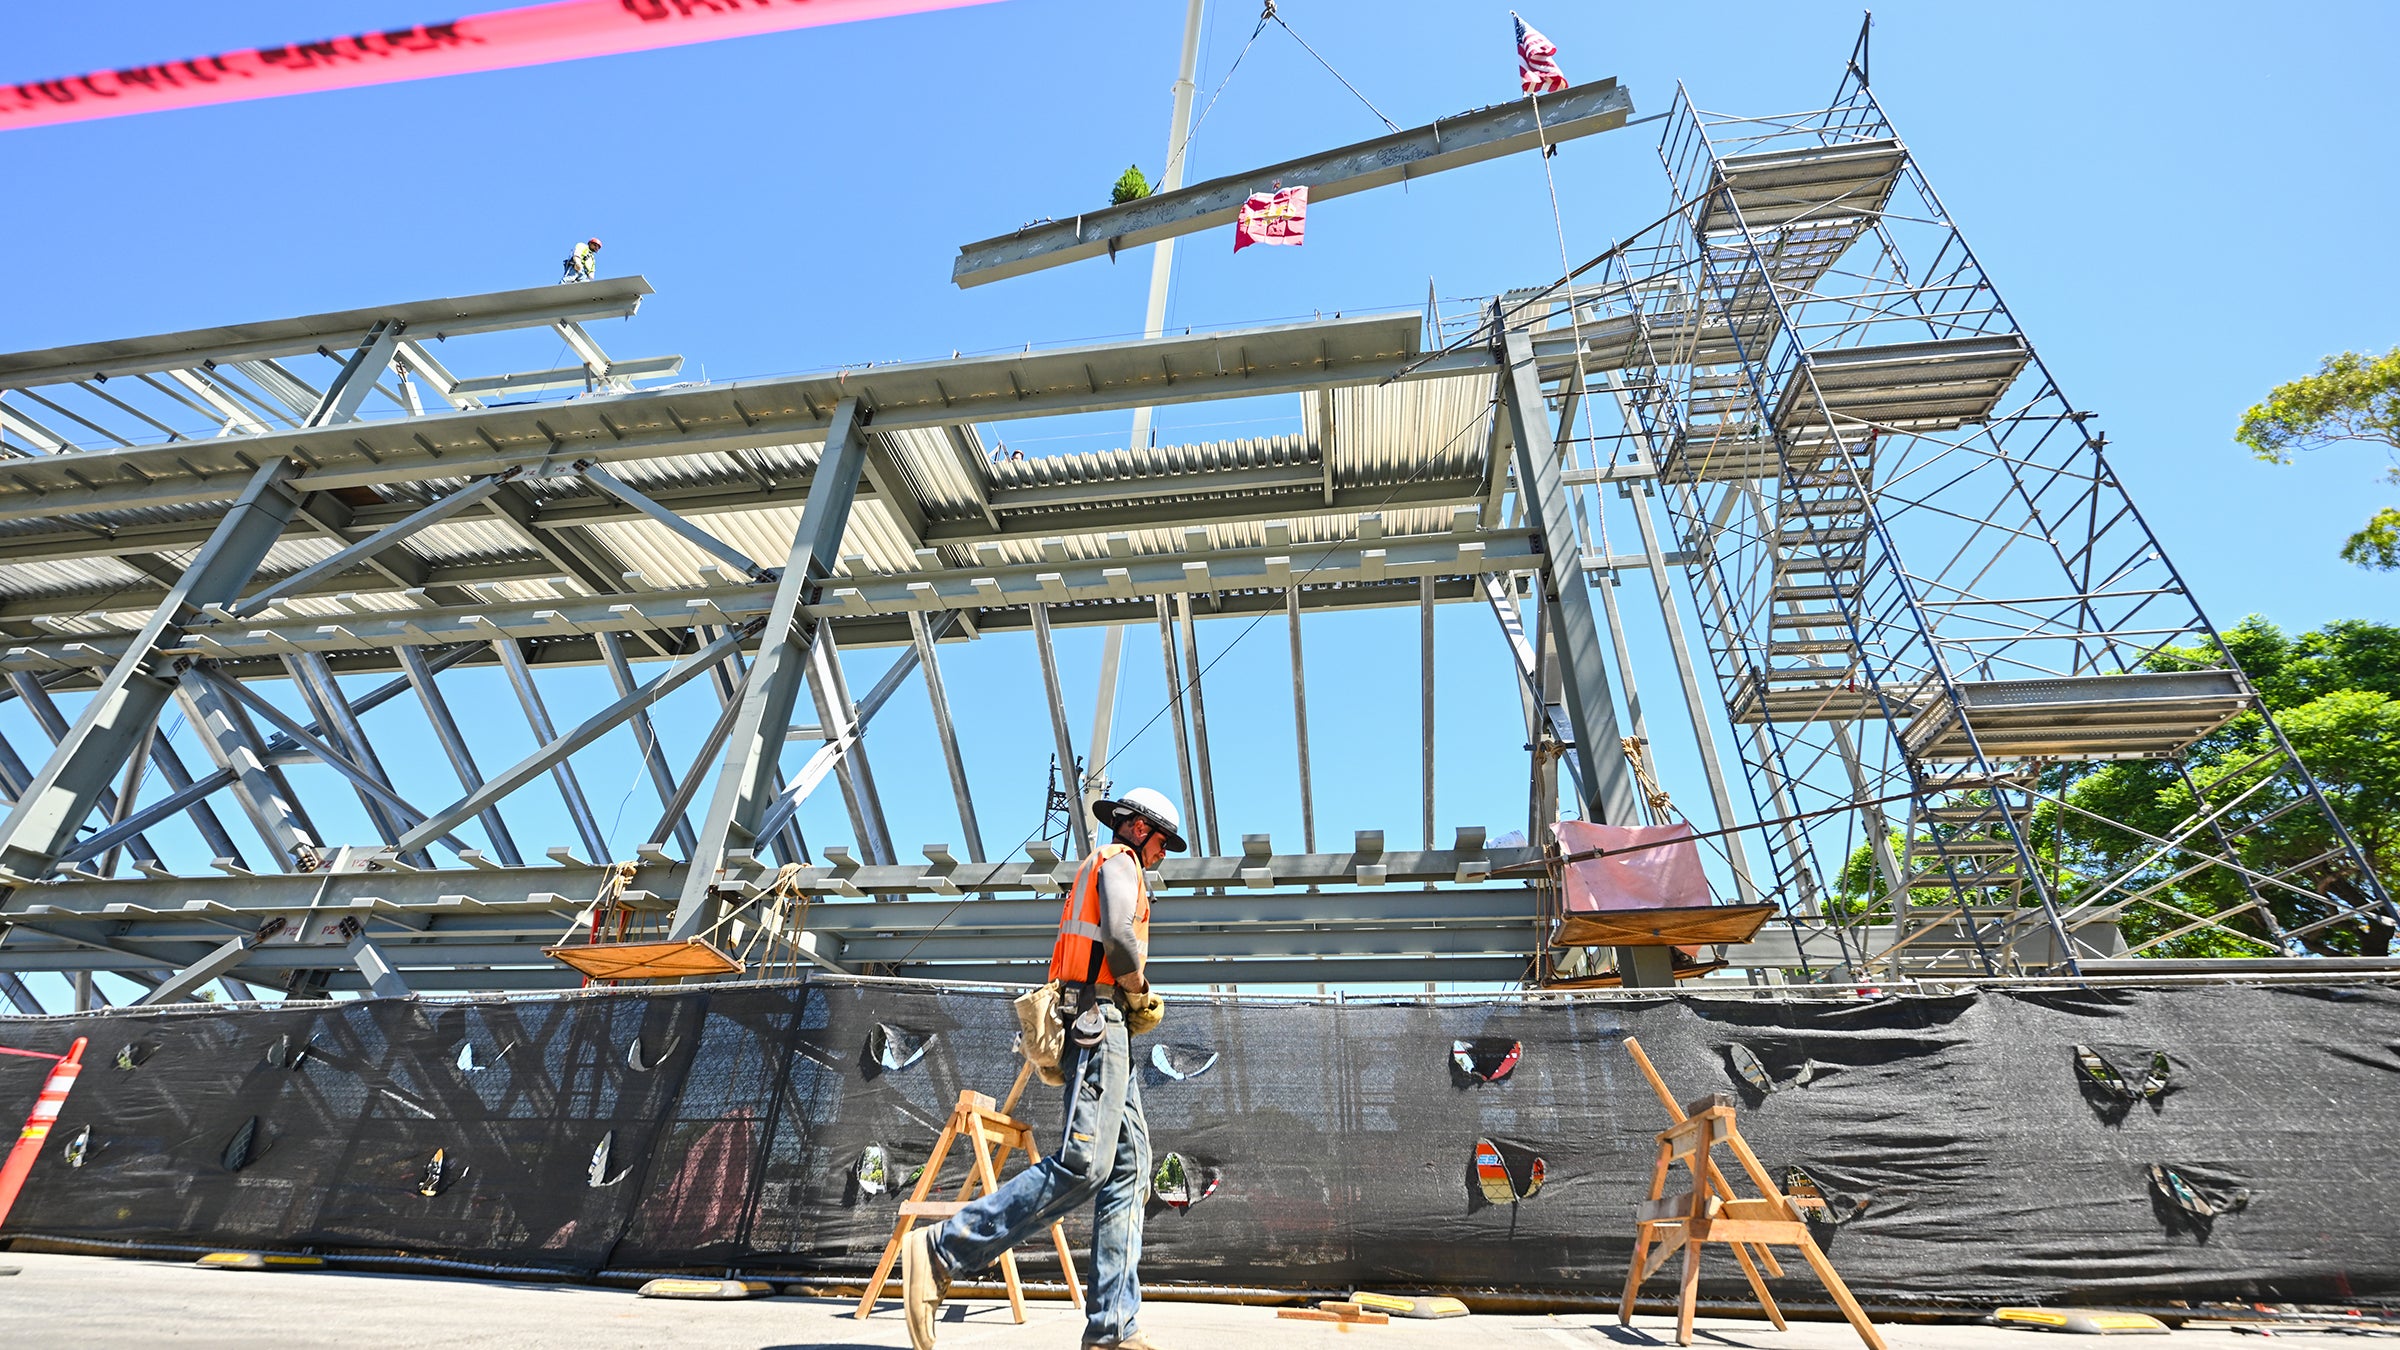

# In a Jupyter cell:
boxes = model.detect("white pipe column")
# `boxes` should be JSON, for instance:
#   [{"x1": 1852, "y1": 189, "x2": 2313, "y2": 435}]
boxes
[{"x1": 1087, "y1": 0, "x2": 1204, "y2": 829}]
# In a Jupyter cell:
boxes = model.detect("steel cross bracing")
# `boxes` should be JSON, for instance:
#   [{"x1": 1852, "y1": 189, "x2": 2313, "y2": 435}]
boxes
[{"x1": 1488, "y1": 52, "x2": 2394, "y2": 977}]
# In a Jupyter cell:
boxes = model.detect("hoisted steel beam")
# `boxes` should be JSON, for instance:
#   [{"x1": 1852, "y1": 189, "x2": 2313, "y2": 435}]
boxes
[{"x1": 951, "y1": 81, "x2": 1634, "y2": 288}]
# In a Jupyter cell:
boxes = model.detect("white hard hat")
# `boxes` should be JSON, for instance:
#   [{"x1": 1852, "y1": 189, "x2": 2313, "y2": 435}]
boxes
[{"x1": 1093, "y1": 786, "x2": 1186, "y2": 853}]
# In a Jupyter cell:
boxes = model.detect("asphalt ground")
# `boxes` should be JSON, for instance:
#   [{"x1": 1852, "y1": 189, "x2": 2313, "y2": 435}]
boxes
[{"x1": 0, "y1": 1251, "x2": 2383, "y2": 1350}]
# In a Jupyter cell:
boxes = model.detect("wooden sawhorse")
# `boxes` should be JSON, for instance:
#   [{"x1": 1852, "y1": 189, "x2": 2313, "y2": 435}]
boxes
[
  {"x1": 855, "y1": 1062, "x2": 1083, "y2": 1324},
  {"x1": 1620, "y1": 1036, "x2": 1882, "y2": 1350}
]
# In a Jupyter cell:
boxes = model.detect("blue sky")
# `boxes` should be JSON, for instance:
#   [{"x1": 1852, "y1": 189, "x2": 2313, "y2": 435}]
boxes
[{"x1": 3, "y1": 2, "x2": 2395, "y2": 1002}]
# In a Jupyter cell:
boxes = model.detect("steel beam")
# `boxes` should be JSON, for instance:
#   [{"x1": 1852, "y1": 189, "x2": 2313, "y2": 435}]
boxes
[
  {"x1": 909, "y1": 609, "x2": 985, "y2": 863},
  {"x1": 673, "y1": 397, "x2": 871, "y2": 937},
  {"x1": 578, "y1": 461, "x2": 767, "y2": 580},
  {"x1": 6, "y1": 674, "x2": 162, "y2": 870},
  {"x1": 0, "y1": 972, "x2": 44, "y2": 1015},
  {"x1": 134, "y1": 936, "x2": 254, "y2": 1007},
  {"x1": 172, "y1": 678, "x2": 319, "y2": 869},
  {"x1": 234, "y1": 472, "x2": 510, "y2": 616},
  {"x1": 1498, "y1": 326, "x2": 1637, "y2": 825},
  {"x1": 748, "y1": 625, "x2": 938, "y2": 848},
  {"x1": 0, "y1": 460, "x2": 296, "y2": 878},
  {"x1": 950, "y1": 81, "x2": 1633, "y2": 287},
  {"x1": 303, "y1": 319, "x2": 406, "y2": 427},
  {"x1": 1084, "y1": 625, "x2": 1125, "y2": 813},
  {"x1": 1030, "y1": 602, "x2": 1092, "y2": 856},
  {"x1": 398, "y1": 644, "x2": 524, "y2": 866}
]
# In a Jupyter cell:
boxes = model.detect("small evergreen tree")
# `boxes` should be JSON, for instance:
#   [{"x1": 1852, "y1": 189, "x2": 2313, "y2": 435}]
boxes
[{"x1": 1111, "y1": 165, "x2": 1152, "y2": 206}]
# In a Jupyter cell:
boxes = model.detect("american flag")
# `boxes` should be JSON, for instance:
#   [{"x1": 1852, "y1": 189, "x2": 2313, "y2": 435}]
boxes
[{"x1": 1514, "y1": 12, "x2": 1568, "y2": 95}]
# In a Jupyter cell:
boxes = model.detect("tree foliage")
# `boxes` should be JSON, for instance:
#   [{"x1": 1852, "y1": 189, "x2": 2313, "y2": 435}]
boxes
[
  {"x1": 1832, "y1": 616, "x2": 2400, "y2": 959},
  {"x1": 1110, "y1": 164, "x2": 1152, "y2": 206},
  {"x1": 2236, "y1": 347, "x2": 2400, "y2": 570}
]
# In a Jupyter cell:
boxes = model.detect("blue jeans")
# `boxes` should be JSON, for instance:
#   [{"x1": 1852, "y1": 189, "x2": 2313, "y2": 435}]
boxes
[{"x1": 933, "y1": 1002, "x2": 1148, "y2": 1345}]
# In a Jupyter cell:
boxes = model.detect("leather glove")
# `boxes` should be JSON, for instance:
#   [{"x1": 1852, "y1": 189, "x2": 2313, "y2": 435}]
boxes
[{"x1": 1119, "y1": 988, "x2": 1166, "y2": 1036}]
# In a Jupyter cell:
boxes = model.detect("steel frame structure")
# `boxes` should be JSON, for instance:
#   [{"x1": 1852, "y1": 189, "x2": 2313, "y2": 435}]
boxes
[
  {"x1": 0, "y1": 34, "x2": 2386, "y2": 1012},
  {"x1": 0, "y1": 274, "x2": 1596, "y2": 1008}
]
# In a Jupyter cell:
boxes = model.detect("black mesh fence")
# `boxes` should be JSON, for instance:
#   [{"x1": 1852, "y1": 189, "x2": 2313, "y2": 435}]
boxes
[{"x1": 4, "y1": 979, "x2": 2396, "y2": 1307}]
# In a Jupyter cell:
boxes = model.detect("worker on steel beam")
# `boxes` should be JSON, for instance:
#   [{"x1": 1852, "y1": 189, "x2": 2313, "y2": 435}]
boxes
[
  {"x1": 904, "y1": 787, "x2": 1180, "y2": 1350},
  {"x1": 561, "y1": 237, "x2": 602, "y2": 283}
]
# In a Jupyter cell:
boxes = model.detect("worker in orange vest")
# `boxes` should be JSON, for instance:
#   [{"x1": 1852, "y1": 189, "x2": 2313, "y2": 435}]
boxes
[{"x1": 905, "y1": 787, "x2": 1181, "y2": 1350}]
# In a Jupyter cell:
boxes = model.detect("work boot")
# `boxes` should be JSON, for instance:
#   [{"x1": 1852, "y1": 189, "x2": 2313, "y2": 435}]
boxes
[
  {"x1": 901, "y1": 1225, "x2": 949, "y2": 1350},
  {"x1": 1085, "y1": 1333, "x2": 1163, "y2": 1350}
]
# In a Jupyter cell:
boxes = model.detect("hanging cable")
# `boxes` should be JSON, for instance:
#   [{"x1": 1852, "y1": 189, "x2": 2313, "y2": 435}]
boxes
[{"x1": 1265, "y1": 4, "x2": 1400, "y2": 133}]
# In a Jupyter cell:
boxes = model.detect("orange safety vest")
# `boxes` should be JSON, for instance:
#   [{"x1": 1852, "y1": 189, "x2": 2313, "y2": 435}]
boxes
[{"x1": 1047, "y1": 842, "x2": 1150, "y2": 988}]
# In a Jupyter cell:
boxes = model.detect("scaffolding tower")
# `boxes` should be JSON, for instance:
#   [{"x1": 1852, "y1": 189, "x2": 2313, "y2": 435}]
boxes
[{"x1": 1512, "y1": 31, "x2": 2396, "y2": 975}]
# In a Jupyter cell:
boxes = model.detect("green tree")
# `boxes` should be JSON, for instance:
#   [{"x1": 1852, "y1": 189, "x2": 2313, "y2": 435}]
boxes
[
  {"x1": 1831, "y1": 617, "x2": 2400, "y2": 958},
  {"x1": 2235, "y1": 347, "x2": 2400, "y2": 569},
  {"x1": 1110, "y1": 164, "x2": 1152, "y2": 206},
  {"x1": 2041, "y1": 617, "x2": 2400, "y2": 956}
]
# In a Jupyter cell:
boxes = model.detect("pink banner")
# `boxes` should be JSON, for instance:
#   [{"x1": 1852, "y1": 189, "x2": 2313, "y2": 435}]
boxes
[
  {"x1": 1233, "y1": 184, "x2": 1307, "y2": 251},
  {"x1": 2, "y1": 0, "x2": 1002, "y2": 132}
]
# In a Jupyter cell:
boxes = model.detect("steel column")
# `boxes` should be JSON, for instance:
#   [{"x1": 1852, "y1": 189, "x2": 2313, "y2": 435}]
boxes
[
  {"x1": 673, "y1": 397, "x2": 871, "y2": 937},
  {"x1": 1498, "y1": 325, "x2": 1638, "y2": 825},
  {"x1": 1085, "y1": 625, "x2": 1125, "y2": 812},
  {"x1": 1154, "y1": 596, "x2": 1202, "y2": 857},
  {"x1": 1176, "y1": 592, "x2": 1222, "y2": 856},
  {"x1": 1285, "y1": 587, "x2": 1317, "y2": 853},
  {"x1": 909, "y1": 608, "x2": 986, "y2": 863},
  {"x1": 0, "y1": 459, "x2": 295, "y2": 878},
  {"x1": 1420, "y1": 574, "x2": 1437, "y2": 850},
  {"x1": 1030, "y1": 602, "x2": 1092, "y2": 856}
]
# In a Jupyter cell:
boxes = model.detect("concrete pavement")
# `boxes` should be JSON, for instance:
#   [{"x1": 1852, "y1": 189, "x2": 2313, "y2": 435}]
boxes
[{"x1": 0, "y1": 1251, "x2": 2376, "y2": 1350}]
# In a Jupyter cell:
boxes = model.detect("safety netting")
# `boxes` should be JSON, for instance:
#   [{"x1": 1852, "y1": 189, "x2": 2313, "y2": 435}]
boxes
[{"x1": 3, "y1": 979, "x2": 2396, "y2": 1308}]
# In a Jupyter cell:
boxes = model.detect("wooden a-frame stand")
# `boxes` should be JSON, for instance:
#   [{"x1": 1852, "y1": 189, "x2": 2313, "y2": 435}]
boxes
[
  {"x1": 854, "y1": 1061, "x2": 1084, "y2": 1325},
  {"x1": 1619, "y1": 1037, "x2": 1883, "y2": 1350}
]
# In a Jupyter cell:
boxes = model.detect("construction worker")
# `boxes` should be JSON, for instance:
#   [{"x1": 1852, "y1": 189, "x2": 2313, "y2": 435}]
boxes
[
  {"x1": 904, "y1": 787, "x2": 1181, "y2": 1350},
  {"x1": 561, "y1": 237, "x2": 602, "y2": 283}
]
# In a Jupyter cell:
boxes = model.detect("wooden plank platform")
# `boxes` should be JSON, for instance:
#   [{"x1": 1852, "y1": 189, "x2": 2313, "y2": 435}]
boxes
[{"x1": 1553, "y1": 904, "x2": 1776, "y2": 949}]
